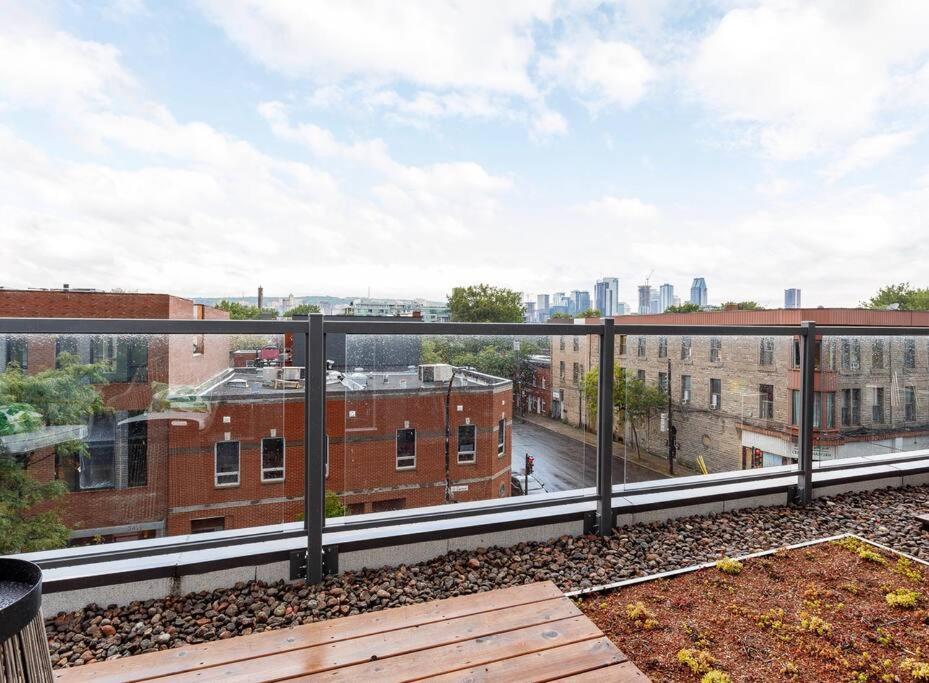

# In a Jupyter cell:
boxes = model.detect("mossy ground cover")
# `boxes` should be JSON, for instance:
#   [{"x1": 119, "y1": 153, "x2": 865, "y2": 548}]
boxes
[{"x1": 582, "y1": 537, "x2": 929, "y2": 682}]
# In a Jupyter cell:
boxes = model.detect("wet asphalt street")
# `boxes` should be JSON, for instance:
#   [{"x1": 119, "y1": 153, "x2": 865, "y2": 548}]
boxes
[{"x1": 510, "y1": 419, "x2": 667, "y2": 492}]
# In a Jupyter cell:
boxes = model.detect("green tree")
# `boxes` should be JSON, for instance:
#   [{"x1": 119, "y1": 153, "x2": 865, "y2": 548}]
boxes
[
  {"x1": 447, "y1": 284, "x2": 524, "y2": 322},
  {"x1": 582, "y1": 366, "x2": 666, "y2": 458},
  {"x1": 549, "y1": 312, "x2": 573, "y2": 320},
  {"x1": 283, "y1": 303, "x2": 321, "y2": 317},
  {"x1": 216, "y1": 299, "x2": 278, "y2": 319},
  {"x1": 721, "y1": 301, "x2": 764, "y2": 310},
  {"x1": 575, "y1": 308, "x2": 602, "y2": 318},
  {"x1": 863, "y1": 283, "x2": 929, "y2": 310},
  {"x1": 664, "y1": 302, "x2": 701, "y2": 314},
  {"x1": 0, "y1": 355, "x2": 108, "y2": 554}
]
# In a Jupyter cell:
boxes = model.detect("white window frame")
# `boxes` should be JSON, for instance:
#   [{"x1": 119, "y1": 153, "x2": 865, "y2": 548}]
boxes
[
  {"x1": 214, "y1": 440, "x2": 240, "y2": 487},
  {"x1": 457, "y1": 424, "x2": 477, "y2": 464},
  {"x1": 260, "y1": 436, "x2": 285, "y2": 482},
  {"x1": 497, "y1": 418, "x2": 505, "y2": 457},
  {"x1": 396, "y1": 428, "x2": 416, "y2": 470}
]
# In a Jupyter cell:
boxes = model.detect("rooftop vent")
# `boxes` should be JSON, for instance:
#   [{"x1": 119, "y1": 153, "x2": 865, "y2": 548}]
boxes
[{"x1": 418, "y1": 364, "x2": 454, "y2": 383}]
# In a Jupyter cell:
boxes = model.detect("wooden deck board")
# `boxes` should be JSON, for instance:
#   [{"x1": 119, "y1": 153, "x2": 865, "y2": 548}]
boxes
[{"x1": 55, "y1": 581, "x2": 648, "y2": 683}]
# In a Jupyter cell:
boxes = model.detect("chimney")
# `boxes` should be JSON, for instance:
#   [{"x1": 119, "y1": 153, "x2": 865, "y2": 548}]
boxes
[{"x1": 257, "y1": 285, "x2": 264, "y2": 310}]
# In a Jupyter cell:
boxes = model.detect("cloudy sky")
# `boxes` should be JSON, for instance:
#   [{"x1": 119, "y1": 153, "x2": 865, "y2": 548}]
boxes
[{"x1": 2, "y1": 1, "x2": 929, "y2": 307}]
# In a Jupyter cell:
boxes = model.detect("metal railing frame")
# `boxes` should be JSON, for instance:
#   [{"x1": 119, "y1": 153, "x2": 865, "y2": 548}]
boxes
[{"x1": 5, "y1": 315, "x2": 929, "y2": 581}]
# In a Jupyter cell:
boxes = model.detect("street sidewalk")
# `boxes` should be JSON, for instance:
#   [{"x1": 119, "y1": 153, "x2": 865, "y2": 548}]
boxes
[{"x1": 516, "y1": 412, "x2": 698, "y2": 478}]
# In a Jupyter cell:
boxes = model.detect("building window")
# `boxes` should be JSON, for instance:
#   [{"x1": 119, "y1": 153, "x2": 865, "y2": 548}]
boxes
[
  {"x1": 710, "y1": 378, "x2": 721, "y2": 410},
  {"x1": 709, "y1": 337, "x2": 721, "y2": 363},
  {"x1": 759, "y1": 384, "x2": 774, "y2": 419},
  {"x1": 193, "y1": 335, "x2": 205, "y2": 355},
  {"x1": 840, "y1": 338, "x2": 861, "y2": 371},
  {"x1": 215, "y1": 441, "x2": 240, "y2": 486},
  {"x1": 872, "y1": 339, "x2": 885, "y2": 370},
  {"x1": 76, "y1": 413, "x2": 116, "y2": 491},
  {"x1": 559, "y1": 336, "x2": 565, "y2": 351},
  {"x1": 619, "y1": 335, "x2": 627, "y2": 355},
  {"x1": 457, "y1": 424, "x2": 476, "y2": 464},
  {"x1": 759, "y1": 338, "x2": 774, "y2": 366},
  {"x1": 791, "y1": 339, "x2": 801, "y2": 368},
  {"x1": 681, "y1": 375, "x2": 692, "y2": 403},
  {"x1": 905, "y1": 386, "x2": 917, "y2": 422},
  {"x1": 559, "y1": 361, "x2": 565, "y2": 380},
  {"x1": 55, "y1": 336, "x2": 79, "y2": 368},
  {"x1": 637, "y1": 336, "x2": 646, "y2": 357},
  {"x1": 541, "y1": 377, "x2": 546, "y2": 389},
  {"x1": 4, "y1": 336, "x2": 27, "y2": 371},
  {"x1": 790, "y1": 389, "x2": 801, "y2": 425},
  {"x1": 813, "y1": 392, "x2": 821, "y2": 429},
  {"x1": 190, "y1": 517, "x2": 225, "y2": 534},
  {"x1": 681, "y1": 336, "x2": 692, "y2": 360},
  {"x1": 904, "y1": 338, "x2": 916, "y2": 369},
  {"x1": 396, "y1": 428, "x2": 416, "y2": 469},
  {"x1": 91, "y1": 336, "x2": 148, "y2": 382},
  {"x1": 658, "y1": 372, "x2": 668, "y2": 393},
  {"x1": 824, "y1": 392, "x2": 835, "y2": 428},
  {"x1": 572, "y1": 336, "x2": 579, "y2": 352},
  {"x1": 636, "y1": 369, "x2": 646, "y2": 381},
  {"x1": 572, "y1": 362, "x2": 579, "y2": 384},
  {"x1": 372, "y1": 498, "x2": 405, "y2": 513},
  {"x1": 841, "y1": 389, "x2": 861, "y2": 426},
  {"x1": 261, "y1": 437, "x2": 285, "y2": 481},
  {"x1": 658, "y1": 337, "x2": 668, "y2": 358},
  {"x1": 872, "y1": 387, "x2": 885, "y2": 423},
  {"x1": 127, "y1": 411, "x2": 147, "y2": 488},
  {"x1": 497, "y1": 418, "x2": 505, "y2": 456}
]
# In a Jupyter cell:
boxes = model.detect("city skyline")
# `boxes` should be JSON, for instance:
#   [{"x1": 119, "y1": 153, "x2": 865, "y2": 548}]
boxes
[{"x1": 2, "y1": 3, "x2": 928, "y2": 305}]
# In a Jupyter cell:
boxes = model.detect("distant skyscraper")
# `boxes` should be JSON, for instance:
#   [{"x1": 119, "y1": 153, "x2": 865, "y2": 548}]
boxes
[
  {"x1": 536, "y1": 293, "x2": 550, "y2": 319},
  {"x1": 690, "y1": 278, "x2": 708, "y2": 307},
  {"x1": 785, "y1": 288, "x2": 801, "y2": 309},
  {"x1": 617, "y1": 302, "x2": 628, "y2": 316},
  {"x1": 649, "y1": 289, "x2": 660, "y2": 314},
  {"x1": 637, "y1": 285, "x2": 651, "y2": 315},
  {"x1": 524, "y1": 301, "x2": 536, "y2": 322},
  {"x1": 658, "y1": 284, "x2": 674, "y2": 313},
  {"x1": 673, "y1": 295, "x2": 681, "y2": 307},
  {"x1": 594, "y1": 278, "x2": 619, "y2": 317},
  {"x1": 572, "y1": 290, "x2": 591, "y2": 314}
]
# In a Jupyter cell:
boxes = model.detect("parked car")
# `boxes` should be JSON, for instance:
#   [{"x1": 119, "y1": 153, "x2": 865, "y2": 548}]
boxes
[{"x1": 511, "y1": 472, "x2": 547, "y2": 496}]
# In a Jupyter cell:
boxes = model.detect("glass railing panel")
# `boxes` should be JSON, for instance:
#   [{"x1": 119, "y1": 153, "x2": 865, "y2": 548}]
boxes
[
  {"x1": 325, "y1": 331, "x2": 596, "y2": 519},
  {"x1": 0, "y1": 330, "x2": 297, "y2": 557},
  {"x1": 610, "y1": 333, "x2": 800, "y2": 488},
  {"x1": 813, "y1": 335, "x2": 929, "y2": 468}
]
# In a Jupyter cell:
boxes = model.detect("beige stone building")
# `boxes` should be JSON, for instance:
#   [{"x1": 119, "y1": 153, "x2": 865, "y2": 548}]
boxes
[{"x1": 550, "y1": 309, "x2": 929, "y2": 476}]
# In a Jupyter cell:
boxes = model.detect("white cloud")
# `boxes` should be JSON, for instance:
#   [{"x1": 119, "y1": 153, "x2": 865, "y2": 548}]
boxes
[
  {"x1": 689, "y1": 1, "x2": 929, "y2": 160},
  {"x1": 197, "y1": 0, "x2": 553, "y2": 96},
  {"x1": 0, "y1": 26, "x2": 134, "y2": 112},
  {"x1": 539, "y1": 38, "x2": 654, "y2": 110},
  {"x1": 579, "y1": 195, "x2": 660, "y2": 223},
  {"x1": 824, "y1": 130, "x2": 918, "y2": 182}
]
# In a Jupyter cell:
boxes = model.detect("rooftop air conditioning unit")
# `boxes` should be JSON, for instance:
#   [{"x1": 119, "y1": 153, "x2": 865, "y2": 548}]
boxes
[{"x1": 418, "y1": 364, "x2": 454, "y2": 383}]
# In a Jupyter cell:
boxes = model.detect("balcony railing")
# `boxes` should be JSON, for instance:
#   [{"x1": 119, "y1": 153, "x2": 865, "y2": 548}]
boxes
[{"x1": 4, "y1": 316, "x2": 929, "y2": 591}]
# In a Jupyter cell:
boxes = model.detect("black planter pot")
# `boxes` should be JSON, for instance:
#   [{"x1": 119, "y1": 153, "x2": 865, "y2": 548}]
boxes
[{"x1": 0, "y1": 558, "x2": 52, "y2": 683}]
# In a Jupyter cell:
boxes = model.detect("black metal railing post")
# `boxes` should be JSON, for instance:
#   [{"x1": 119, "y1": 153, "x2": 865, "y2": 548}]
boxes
[
  {"x1": 596, "y1": 318, "x2": 615, "y2": 536},
  {"x1": 797, "y1": 320, "x2": 816, "y2": 504},
  {"x1": 305, "y1": 313, "x2": 325, "y2": 583}
]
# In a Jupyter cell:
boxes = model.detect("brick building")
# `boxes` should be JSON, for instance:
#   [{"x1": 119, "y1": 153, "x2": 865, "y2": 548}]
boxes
[
  {"x1": 550, "y1": 309, "x2": 929, "y2": 476},
  {"x1": 550, "y1": 331, "x2": 597, "y2": 429},
  {"x1": 0, "y1": 288, "x2": 230, "y2": 543},
  {"x1": 523, "y1": 355, "x2": 553, "y2": 417},
  {"x1": 164, "y1": 365, "x2": 513, "y2": 534}
]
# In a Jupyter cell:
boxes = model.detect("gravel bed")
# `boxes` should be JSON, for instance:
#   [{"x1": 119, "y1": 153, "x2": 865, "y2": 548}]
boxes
[{"x1": 46, "y1": 484, "x2": 929, "y2": 668}]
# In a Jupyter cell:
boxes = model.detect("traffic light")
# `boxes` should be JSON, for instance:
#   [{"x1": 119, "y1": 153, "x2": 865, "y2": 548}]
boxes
[{"x1": 525, "y1": 454, "x2": 535, "y2": 475}]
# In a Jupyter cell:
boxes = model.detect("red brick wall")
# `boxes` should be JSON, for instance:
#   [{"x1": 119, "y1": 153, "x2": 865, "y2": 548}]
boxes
[{"x1": 164, "y1": 385, "x2": 512, "y2": 534}]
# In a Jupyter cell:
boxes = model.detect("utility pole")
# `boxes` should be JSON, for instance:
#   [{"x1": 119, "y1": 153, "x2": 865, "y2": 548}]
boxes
[{"x1": 667, "y1": 357, "x2": 675, "y2": 475}]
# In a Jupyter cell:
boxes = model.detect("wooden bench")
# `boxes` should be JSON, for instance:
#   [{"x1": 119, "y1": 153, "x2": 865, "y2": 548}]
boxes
[{"x1": 54, "y1": 581, "x2": 648, "y2": 682}]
